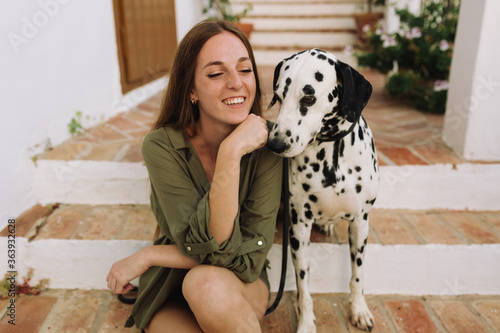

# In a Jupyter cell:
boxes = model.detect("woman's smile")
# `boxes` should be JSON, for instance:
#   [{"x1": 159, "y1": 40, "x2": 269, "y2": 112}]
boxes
[{"x1": 222, "y1": 96, "x2": 246, "y2": 106}]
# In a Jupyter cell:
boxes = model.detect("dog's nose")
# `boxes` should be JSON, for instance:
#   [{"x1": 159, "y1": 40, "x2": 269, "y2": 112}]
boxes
[{"x1": 266, "y1": 137, "x2": 290, "y2": 154}]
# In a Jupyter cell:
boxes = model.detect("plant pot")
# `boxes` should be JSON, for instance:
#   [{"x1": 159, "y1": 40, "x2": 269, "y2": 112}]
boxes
[
  {"x1": 235, "y1": 22, "x2": 254, "y2": 39},
  {"x1": 353, "y1": 12, "x2": 384, "y2": 44}
]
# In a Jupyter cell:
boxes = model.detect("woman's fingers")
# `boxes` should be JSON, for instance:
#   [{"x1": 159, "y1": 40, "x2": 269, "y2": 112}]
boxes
[
  {"x1": 231, "y1": 114, "x2": 269, "y2": 155},
  {"x1": 123, "y1": 283, "x2": 134, "y2": 294},
  {"x1": 107, "y1": 264, "x2": 129, "y2": 294}
]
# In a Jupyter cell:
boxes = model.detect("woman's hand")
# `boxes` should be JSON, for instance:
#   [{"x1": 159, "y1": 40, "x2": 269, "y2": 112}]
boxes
[
  {"x1": 106, "y1": 250, "x2": 150, "y2": 294},
  {"x1": 225, "y1": 114, "x2": 269, "y2": 157},
  {"x1": 106, "y1": 245, "x2": 198, "y2": 293}
]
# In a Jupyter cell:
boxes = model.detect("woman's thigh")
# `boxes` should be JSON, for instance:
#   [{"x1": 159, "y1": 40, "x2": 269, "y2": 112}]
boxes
[{"x1": 145, "y1": 296, "x2": 203, "y2": 333}]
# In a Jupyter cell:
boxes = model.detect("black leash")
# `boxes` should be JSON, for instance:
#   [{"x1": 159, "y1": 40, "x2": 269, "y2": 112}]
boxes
[{"x1": 265, "y1": 157, "x2": 289, "y2": 316}]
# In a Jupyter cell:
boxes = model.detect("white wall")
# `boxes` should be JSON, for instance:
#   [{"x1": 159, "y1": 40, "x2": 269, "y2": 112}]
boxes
[
  {"x1": 175, "y1": 0, "x2": 204, "y2": 42},
  {"x1": 0, "y1": 0, "x2": 203, "y2": 230},
  {"x1": 443, "y1": 0, "x2": 500, "y2": 161}
]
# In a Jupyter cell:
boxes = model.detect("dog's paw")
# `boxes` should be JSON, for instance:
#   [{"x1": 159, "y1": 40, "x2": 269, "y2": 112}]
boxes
[
  {"x1": 296, "y1": 319, "x2": 316, "y2": 333},
  {"x1": 296, "y1": 310, "x2": 316, "y2": 333},
  {"x1": 351, "y1": 300, "x2": 374, "y2": 331}
]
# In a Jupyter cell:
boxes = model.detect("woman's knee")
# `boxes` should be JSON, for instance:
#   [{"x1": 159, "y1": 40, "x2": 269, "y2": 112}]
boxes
[{"x1": 182, "y1": 265, "x2": 241, "y2": 311}]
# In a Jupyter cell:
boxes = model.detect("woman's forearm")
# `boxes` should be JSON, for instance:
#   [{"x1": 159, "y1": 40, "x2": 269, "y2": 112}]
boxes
[
  {"x1": 207, "y1": 114, "x2": 269, "y2": 246},
  {"x1": 143, "y1": 244, "x2": 198, "y2": 269},
  {"x1": 208, "y1": 140, "x2": 241, "y2": 245}
]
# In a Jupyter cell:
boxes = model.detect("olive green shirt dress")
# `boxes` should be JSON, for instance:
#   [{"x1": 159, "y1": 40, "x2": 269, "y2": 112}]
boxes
[{"x1": 125, "y1": 126, "x2": 283, "y2": 329}]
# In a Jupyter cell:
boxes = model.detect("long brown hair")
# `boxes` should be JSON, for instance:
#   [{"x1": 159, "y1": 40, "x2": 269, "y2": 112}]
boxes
[{"x1": 152, "y1": 20, "x2": 263, "y2": 136}]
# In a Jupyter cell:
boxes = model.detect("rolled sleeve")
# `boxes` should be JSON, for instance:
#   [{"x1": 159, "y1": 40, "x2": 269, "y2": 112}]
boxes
[{"x1": 183, "y1": 193, "x2": 244, "y2": 266}]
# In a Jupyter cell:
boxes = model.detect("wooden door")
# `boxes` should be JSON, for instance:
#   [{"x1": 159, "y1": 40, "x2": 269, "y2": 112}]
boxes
[{"x1": 113, "y1": 0, "x2": 177, "y2": 94}]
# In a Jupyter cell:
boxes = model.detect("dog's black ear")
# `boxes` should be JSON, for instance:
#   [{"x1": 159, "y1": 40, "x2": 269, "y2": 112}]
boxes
[
  {"x1": 335, "y1": 60, "x2": 372, "y2": 123},
  {"x1": 268, "y1": 60, "x2": 285, "y2": 109},
  {"x1": 272, "y1": 60, "x2": 284, "y2": 91}
]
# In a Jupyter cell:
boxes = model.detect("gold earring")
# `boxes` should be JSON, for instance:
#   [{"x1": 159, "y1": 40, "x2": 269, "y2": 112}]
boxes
[{"x1": 191, "y1": 99, "x2": 197, "y2": 105}]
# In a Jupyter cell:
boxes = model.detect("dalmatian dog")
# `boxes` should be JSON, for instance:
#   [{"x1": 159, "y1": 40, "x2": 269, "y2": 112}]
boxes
[{"x1": 266, "y1": 49, "x2": 379, "y2": 332}]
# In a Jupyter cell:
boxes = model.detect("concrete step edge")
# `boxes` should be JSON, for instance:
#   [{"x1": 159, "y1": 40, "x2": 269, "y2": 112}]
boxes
[
  {"x1": 1, "y1": 237, "x2": 499, "y2": 295},
  {"x1": 32, "y1": 159, "x2": 500, "y2": 211}
]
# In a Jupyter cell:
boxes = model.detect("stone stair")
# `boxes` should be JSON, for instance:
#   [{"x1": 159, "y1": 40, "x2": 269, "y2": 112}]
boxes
[
  {"x1": 1, "y1": 66, "x2": 500, "y2": 296},
  {"x1": 234, "y1": 0, "x2": 365, "y2": 65},
  {"x1": 2, "y1": 19, "x2": 500, "y2": 328}
]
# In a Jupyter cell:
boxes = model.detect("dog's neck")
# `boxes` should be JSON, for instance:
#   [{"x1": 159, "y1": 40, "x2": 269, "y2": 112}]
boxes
[{"x1": 316, "y1": 113, "x2": 358, "y2": 143}]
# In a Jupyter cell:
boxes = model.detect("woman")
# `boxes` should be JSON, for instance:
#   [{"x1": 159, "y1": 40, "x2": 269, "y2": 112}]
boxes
[{"x1": 106, "y1": 20, "x2": 282, "y2": 332}]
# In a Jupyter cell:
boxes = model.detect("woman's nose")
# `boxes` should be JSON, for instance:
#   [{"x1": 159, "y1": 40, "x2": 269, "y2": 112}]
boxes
[{"x1": 227, "y1": 70, "x2": 243, "y2": 90}]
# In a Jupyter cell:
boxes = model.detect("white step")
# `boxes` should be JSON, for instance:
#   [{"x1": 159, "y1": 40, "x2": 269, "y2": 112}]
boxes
[
  {"x1": 233, "y1": 2, "x2": 358, "y2": 17},
  {"x1": 250, "y1": 30, "x2": 356, "y2": 48},
  {"x1": 254, "y1": 48, "x2": 355, "y2": 66},
  {"x1": 242, "y1": 16, "x2": 357, "y2": 31},
  {"x1": 2, "y1": 237, "x2": 499, "y2": 295},
  {"x1": 32, "y1": 160, "x2": 500, "y2": 211},
  {"x1": 233, "y1": 0, "x2": 364, "y2": 3}
]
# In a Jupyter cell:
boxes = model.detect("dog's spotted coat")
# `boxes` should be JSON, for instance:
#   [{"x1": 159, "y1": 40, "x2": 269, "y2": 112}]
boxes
[{"x1": 266, "y1": 49, "x2": 379, "y2": 332}]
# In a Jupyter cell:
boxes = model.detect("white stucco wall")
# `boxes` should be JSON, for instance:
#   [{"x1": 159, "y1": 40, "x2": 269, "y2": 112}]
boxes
[
  {"x1": 443, "y1": 0, "x2": 500, "y2": 161},
  {"x1": 0, "y1": 0, "x2": 203, "y2": 230}
]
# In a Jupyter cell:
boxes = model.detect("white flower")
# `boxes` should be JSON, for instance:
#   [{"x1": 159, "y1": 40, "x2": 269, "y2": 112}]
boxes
[
  {"x1": 381, "y1": 34, "x2": 397, "y2": 48},
  {"x1": 344, "y1": 45, "x2": 354, "y2": 56},
  {"x1": 362, "y1": 24, "x2": 372, "y2": 33},
  {"x1": 434, "y1": 80, "x2": 449, "y2": 91},
  {"x1": 439, "y1": 40, "x2": 450, "y2": 51},
  {"x1": 406, "y1": 27, "x2": 422, "y2": 39},
  {"x1": 375, "y1": 28, "x2": 383, "y2": 35}
]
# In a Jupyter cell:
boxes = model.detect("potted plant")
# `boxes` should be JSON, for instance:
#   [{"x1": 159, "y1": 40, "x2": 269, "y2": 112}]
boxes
[
  {"x1": 202, "y1": 0, "x2": 254, "y2": 38},
  {"x1": 353, "y1": 0, "x2": 386, "y2": 44},
  {"x1": 352, "y1": 0, "x2": 461, "y2": 114}
]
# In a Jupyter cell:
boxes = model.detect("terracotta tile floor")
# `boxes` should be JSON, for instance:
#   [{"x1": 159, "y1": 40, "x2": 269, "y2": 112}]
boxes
[
  {"x1": 37, "y1": 67, "x2": 467, "y2": 167},
  {"x1": 2, "y1": 290, "x2": 499, "y2": 332}
]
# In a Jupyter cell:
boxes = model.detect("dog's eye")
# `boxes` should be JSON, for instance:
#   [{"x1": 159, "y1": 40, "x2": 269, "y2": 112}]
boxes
[{"x1": 301, "y1": 96, "x2": 316, "y2": 106}]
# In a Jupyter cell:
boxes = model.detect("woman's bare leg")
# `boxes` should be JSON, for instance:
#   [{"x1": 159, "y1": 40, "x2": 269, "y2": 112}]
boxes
[
  {"x1": 145, "y1": 297, "x2": 203, "y2": 333},
  {"x1": 182, "y1": 265, "x2": 269, "y2": 333}
]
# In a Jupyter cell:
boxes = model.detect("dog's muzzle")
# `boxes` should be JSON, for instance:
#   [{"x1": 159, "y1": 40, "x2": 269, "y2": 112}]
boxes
[{"x1": 266, "y1": 136, "x2": 291, "y2": 154}]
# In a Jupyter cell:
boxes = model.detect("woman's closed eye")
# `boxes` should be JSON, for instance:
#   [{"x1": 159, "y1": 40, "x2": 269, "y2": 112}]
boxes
[
  {"x1": 207, "y1": 72, "x2": 223, "y2": 79},
  {"x1": 207, "y1": 68, "x2": 252, "y2": 79}
]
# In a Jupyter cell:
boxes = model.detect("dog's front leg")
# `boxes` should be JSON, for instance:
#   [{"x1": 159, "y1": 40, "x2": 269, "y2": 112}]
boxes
[
  {"x1": 348, "y1": 214, "x2": 374, "y2": 331},
  {"x1": 290, "y1": 209, "x2": 316, "y2": 333}
]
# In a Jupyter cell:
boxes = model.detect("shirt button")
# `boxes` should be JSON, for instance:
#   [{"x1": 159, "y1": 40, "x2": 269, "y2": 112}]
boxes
[
  {"x1": 257, "y1": 241, "x2": 263, "y2": 246},
  {"x1": 187, "y1": 246, "x2": 192, "y2": 252}
]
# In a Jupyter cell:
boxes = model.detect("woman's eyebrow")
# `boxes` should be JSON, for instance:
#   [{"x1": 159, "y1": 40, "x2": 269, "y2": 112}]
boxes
[
  {"x1": 203, "y1": 61, "x2": 223, "y2": 69},
  {"x1": 203, "y1": 57, "x2": 251, "y2": 69}
]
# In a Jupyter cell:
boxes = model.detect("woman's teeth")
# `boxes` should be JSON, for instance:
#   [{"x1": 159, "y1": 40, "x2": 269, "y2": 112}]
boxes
[{"x1": 223, "y1": 97, "x2": 245, "y2": 105}]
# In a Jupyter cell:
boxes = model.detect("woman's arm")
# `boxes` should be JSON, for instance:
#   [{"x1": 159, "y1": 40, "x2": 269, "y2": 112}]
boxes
[
  {"x1": 107, "y1": 244, "x2": 198, "y2": 294},
  {"x1": 207, "y1": 114, "x2": 268, "y2": 245}
]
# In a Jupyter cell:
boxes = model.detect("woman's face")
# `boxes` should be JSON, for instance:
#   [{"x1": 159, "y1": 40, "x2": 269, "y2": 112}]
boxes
[{"x1": 191, "y1": 31, "x2": 256, "y2": 131}]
